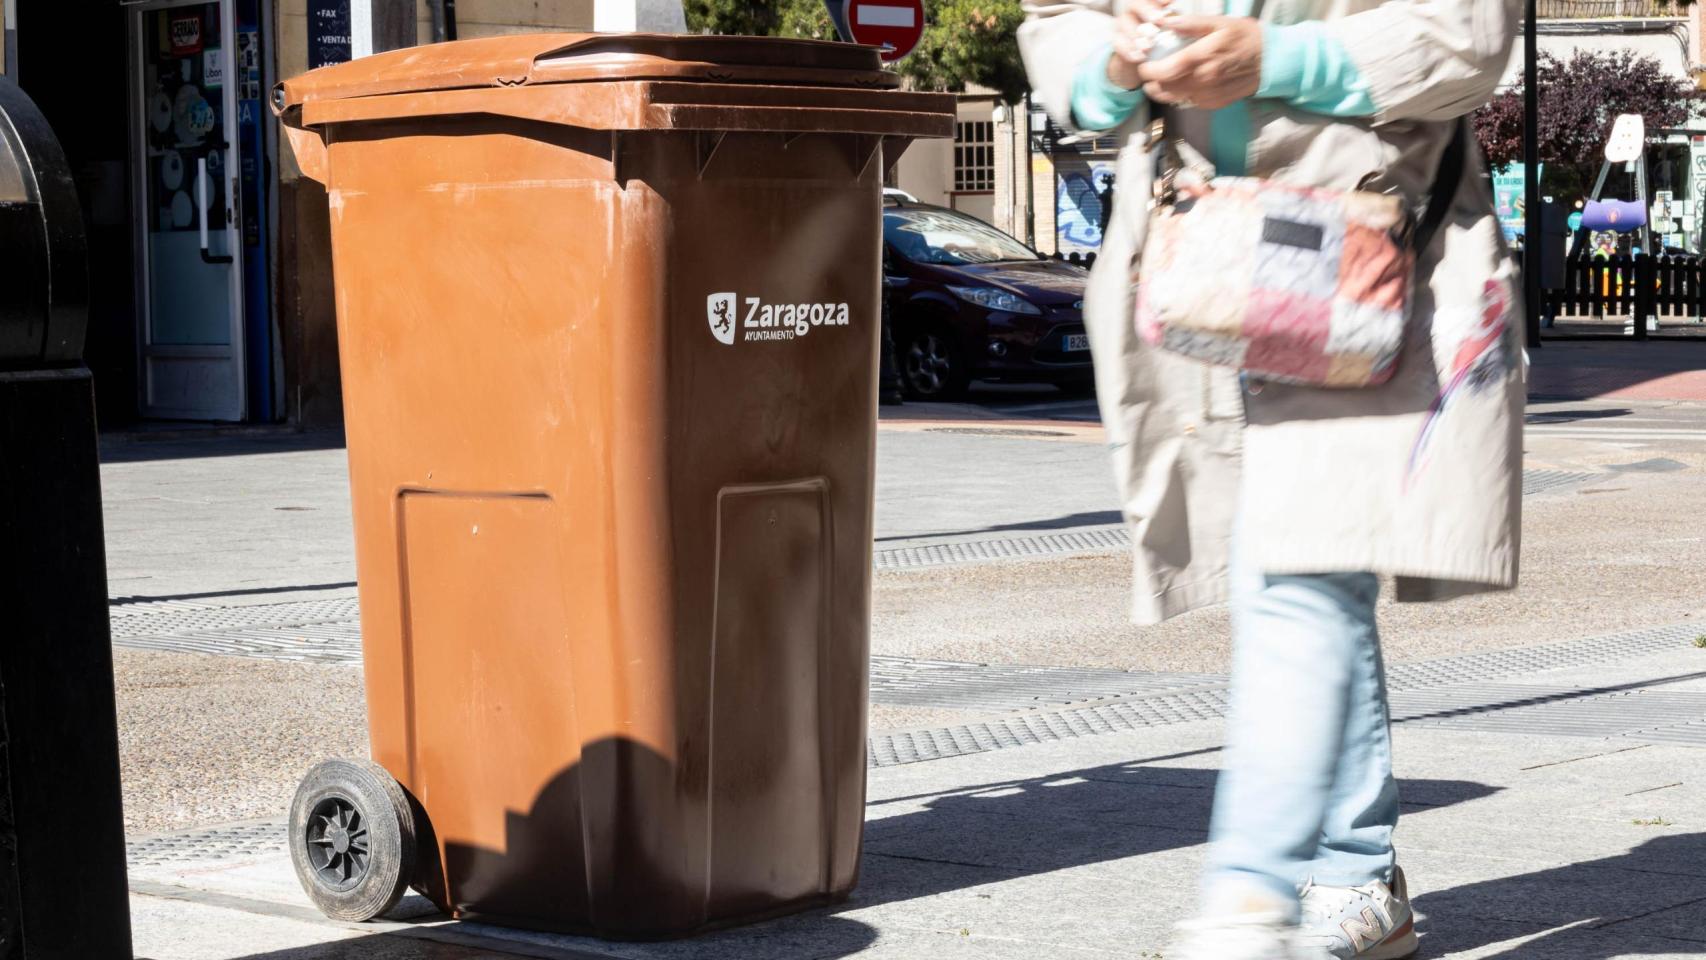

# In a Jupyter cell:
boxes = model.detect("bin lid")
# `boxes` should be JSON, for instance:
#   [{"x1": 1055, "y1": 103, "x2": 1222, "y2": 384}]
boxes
[
  {"x1": 274, "y1": 33, "x2": 955, "y2": 185},
  {"x1": 277, "y1": 33, "x2": 897, "y2": 110}
]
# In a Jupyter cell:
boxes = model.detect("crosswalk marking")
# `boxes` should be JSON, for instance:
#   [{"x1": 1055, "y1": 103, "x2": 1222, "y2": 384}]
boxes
[{"x1": 1527, "y1": 427, "x2": 1706, "y2": 441}]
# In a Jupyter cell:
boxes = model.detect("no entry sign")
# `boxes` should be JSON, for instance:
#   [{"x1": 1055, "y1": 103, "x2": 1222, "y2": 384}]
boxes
[{"x1": 841, "y1": 0, "x2": 925, "y2": 62}]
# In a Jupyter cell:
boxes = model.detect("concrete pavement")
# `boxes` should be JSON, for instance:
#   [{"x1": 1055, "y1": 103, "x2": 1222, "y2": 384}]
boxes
[
  {"x1": 1527, "y1": 339, "x2": 1706, "y2": 403},
  {"x1": 129, "y1": 665, "x2": 1706, "y2": 959},
  {"x1": 97, "y1": 419, "x2": 1122, "y2": 606},
  {"x1": 97, "y1": 369, "x2": 1706, "y2": 958},
  {"x1": 103, "y1": 395, "x2": 1706, "y2": 825}
]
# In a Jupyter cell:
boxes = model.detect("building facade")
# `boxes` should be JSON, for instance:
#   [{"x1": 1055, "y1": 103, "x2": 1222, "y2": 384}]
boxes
[
  {"x1": 1497, "y1": 1, "x2": 1706, "y2": 253},
  {"x1": 7, "y1": 1, "x2": 1705, "y2": 425},
  {"x1": 889, "y1": 86, "x2": 1119, "y2": 258},
  {"x1": 894, "y1": 0, "x2": 1706, "y2": 257},
  {"x1": 2, "y1": 0, "x2": 592, "y2": 428}
]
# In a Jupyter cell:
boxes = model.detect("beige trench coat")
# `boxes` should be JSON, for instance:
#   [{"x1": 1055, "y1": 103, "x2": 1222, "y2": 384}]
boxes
[{"x1": 1019, "y1": 0, "x2": 1526, "y2": 624}]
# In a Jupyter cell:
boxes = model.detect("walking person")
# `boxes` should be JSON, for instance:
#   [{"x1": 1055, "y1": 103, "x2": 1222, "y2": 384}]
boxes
[{"x1": 1019, "y1": 1, "x2": 1523, "y2": 958}]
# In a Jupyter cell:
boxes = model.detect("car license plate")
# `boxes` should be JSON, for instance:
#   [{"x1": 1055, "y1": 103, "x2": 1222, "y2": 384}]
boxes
[{"x1": 1064, "y1": 334, "x2": 1091, "y2": 353}]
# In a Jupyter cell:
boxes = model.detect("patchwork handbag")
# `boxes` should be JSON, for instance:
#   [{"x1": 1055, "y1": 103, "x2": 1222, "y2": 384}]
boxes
[{"x1": 1134, "y1": 120, "x2": 1467, "y2": 388}]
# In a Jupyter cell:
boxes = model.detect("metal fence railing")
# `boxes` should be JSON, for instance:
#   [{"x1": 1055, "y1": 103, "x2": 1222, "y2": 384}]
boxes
[
  {"x1": 1055, "y1": 250, "x2": 1706, "y2": 339},
  {"x1": 1539, "y1": 254, "x2": 1706, "y2": 338}
]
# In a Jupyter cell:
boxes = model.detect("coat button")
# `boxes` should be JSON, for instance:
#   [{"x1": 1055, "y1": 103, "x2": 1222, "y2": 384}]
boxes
[{"x1": 1183, "y1": 424, "x2": 1197, "y2": 435}]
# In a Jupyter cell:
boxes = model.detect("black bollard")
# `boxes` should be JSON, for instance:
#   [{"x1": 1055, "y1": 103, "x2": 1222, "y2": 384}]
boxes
[{"x1": 0, "y1": 77, "x2": 134, "y2": 960}]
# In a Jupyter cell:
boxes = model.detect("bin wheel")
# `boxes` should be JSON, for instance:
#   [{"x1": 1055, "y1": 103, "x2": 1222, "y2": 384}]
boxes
[{"x1": 288, "y1": 758, "x2": 417, "y2": 922}]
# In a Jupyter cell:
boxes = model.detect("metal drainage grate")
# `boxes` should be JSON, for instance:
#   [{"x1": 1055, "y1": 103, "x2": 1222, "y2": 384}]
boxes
[
  {"x1": 1521, "y1": 470, "x2": 1600, "y2": 496},
  {"x1": 870, "y1": 654, "x2": 1223, "y2": 711},
  {"x1": 1385, "y1": 622, "x2": 1706, "y2": 690},
  {"x1": 869, "y1": 688, "x2": 1231, "y2": 767},
  {"x1": 874, "y1": 470, "x2": 1590, "y2": 572},
  {"x1": 109, "y1": 596, "x2": 361, "y2": 639},
  {"x1": 923, "y1": 427, "x2": 1074, "y2": 438},
  {"x1": 1390, "y1": 683, "x2": 1706, "y2": 738},
  {"x1": 107, "y1": 598, "x2": 222, "y2": 618},
  {"x1": 867, "y1": 621, "x2": 1706, "y2": 717},
  {"x1": 115, "y1": 622, "x2": 364, "y2": 663},
  {"x1": 110, "y1": 596, "x2": 364, "y2": 664},
  {"x1": 874, "y1": 527, "x2": 1130, "y2": 570},
  {"x1": 127, "y1": 820, "x2": 287, "y2": 868},
  {"x1": 868, "y1": 624, "x2": 1706, "y2": 767}
]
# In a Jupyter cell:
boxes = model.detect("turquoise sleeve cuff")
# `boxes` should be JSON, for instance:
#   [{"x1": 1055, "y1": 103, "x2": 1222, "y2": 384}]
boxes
[
  {"x1": 1257, "y1": 22, "x2": 1377, "y2": 118},
  {"x1": 1071, "y1": 45, "x2": 1146, "y2": 132}
]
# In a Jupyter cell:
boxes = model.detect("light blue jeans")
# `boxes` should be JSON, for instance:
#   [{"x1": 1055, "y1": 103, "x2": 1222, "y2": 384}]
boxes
[{"x1": 1201, "y1": 543, "x2": 1399, "y2": 917}]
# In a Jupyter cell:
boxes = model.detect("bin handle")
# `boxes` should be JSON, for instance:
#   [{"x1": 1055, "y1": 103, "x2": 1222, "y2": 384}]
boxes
[
  {"x1": 198, "y1": 155, "x2": 234, "y2": 265},
  {"x1": 292, "y1": 84, "x2": 955, "y2": 141}
]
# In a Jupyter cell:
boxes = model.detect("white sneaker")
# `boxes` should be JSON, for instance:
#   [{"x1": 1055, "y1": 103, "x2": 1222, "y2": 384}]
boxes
[
  {"x1": 1298, "y1": 866, "x2": 1419, "y2": 960},
  {"x1": 1168, "y1": 911, "x2": 1335, "y2": 960}
]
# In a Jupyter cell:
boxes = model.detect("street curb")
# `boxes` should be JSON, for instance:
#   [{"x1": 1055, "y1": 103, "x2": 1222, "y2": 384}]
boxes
[{"x1": 129, "y1": 879, "x2": 618, "y2": 960}]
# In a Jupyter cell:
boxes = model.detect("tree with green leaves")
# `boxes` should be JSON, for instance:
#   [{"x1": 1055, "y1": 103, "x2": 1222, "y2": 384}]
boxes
[
  {"x1": 895, "y1": 1, "x2": 1028, "y2": 104},
  {"x1": 685, "y1": 0, "x2": 1030, "y2": 103},
  {"x1": 683, "y1": 0, "x2": 836, "y2": 40},
  {"x1": 1473, "y1": 50, "x2": 1700, "y2": 202}
]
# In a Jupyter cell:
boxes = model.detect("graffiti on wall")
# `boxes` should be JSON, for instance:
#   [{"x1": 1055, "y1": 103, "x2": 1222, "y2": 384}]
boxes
[{"x1": 1056, "y1": 162, "x2": 1115, "y2": 252}]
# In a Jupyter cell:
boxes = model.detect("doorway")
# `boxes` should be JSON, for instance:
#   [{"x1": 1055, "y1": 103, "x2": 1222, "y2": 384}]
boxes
[{"x1": 130, "y1": 0, "x2": 246, "y2": 421}]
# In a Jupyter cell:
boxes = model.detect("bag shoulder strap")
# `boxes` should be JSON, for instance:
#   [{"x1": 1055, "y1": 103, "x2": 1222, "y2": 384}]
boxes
[
  {"x1": 1152, "y1": 112, "x2": 1469, "y2": 248},
  {"x1": 1412, "y1": 120, "x2": 1467, "y2": 253}
]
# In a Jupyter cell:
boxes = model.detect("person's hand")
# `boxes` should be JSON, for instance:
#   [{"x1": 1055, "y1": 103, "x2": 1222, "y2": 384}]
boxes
[
  {"x1": 1134, "y1": 16, "x2": 1262, "y2": 110},
  {"x1": 1106, "y1": 1, "x2": 1171, "y2": 90},
  {"x1": 1125, "y1": 0, "x2": 1177, "y2": 28}
]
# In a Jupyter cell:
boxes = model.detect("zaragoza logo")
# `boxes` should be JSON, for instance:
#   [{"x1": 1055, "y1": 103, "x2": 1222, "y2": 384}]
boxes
[
  {"x1": 706, "y1": 292, "x2": 738, "y2": 346},
  {"x1": 706, "y1": 292, "x2": 852, "y2": 345}
]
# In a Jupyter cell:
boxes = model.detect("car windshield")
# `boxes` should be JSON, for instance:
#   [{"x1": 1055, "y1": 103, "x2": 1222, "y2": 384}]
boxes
[{"x1": 885, "y1": 208, "x2": 1041, "y2": 265}]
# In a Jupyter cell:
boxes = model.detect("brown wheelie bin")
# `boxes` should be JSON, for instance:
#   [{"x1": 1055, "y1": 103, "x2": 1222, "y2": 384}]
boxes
[{"x1": 273, "y1": 34, "x2": 953, "y2": 938}]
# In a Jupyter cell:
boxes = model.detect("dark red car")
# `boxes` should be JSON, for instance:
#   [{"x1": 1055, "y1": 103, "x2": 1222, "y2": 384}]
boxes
[{"x1": 883, "y1": 198, "x2": 1094, "y2": 400}]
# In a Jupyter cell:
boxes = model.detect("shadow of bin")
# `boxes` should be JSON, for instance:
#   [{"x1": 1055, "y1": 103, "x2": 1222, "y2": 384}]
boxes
[{"x1": 272, "y1": 34, "x2": 953, "y2": 939}]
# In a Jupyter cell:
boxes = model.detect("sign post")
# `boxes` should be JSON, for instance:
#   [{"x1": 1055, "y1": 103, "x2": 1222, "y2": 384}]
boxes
[
  {"x1": 823, "y1": 0, "x2": 853, "y2": 41},
  {"x1": 841, "y1": 0, "x2": 925, "y2": 62},
  {"x1": 1522, "y1": 0, "x2": 1540, "y2": 348}
]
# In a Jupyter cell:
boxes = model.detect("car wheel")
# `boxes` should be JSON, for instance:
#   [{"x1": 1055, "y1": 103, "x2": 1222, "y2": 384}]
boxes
[{"x1": 900, "y1": 324, "x2": 970, "y2": 401}]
